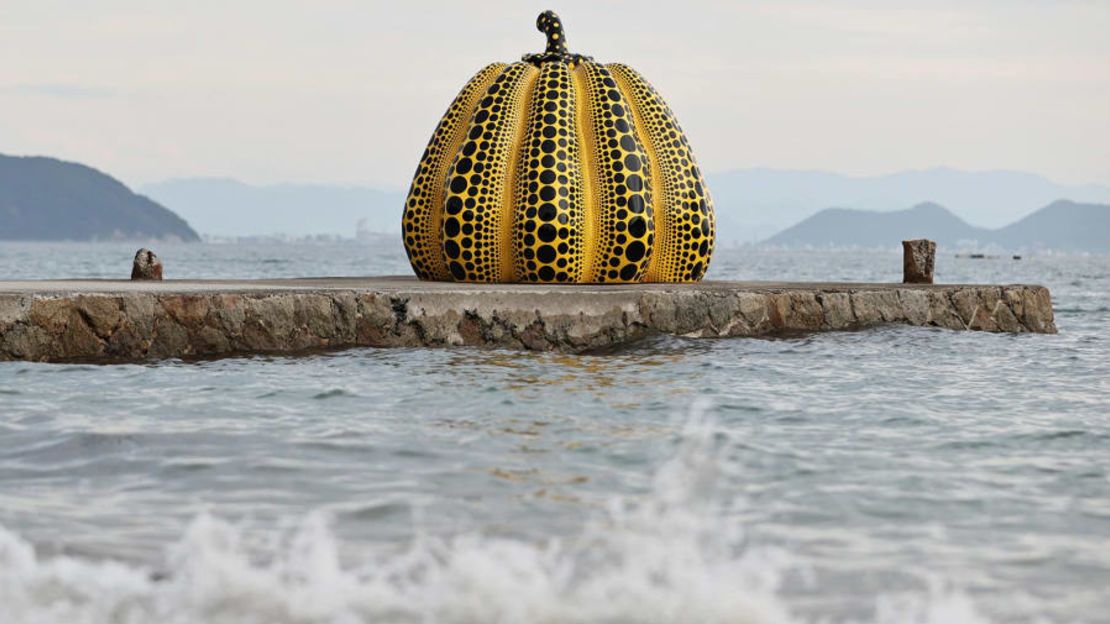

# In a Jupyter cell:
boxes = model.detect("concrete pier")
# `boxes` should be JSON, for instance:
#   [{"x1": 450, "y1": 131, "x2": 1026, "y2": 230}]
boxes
[{"x1": 0, "y1": 277, "x2": 1055, "y2": 362}]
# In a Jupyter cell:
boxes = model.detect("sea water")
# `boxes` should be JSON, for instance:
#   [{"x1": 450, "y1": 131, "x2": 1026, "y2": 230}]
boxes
[{"x1": 0, "y1": 242, "x2": 1108, "y2": 623}]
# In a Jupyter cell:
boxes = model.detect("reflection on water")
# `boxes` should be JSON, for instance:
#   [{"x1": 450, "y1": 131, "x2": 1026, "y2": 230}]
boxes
[{"x1": 444, "y1": 345, "x2": 695, "y2": 409}]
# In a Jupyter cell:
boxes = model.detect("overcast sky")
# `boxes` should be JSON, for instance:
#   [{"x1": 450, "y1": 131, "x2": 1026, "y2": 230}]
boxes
[{"x1": 2, "y1": 0, "x2": 1108, "y2": 189}]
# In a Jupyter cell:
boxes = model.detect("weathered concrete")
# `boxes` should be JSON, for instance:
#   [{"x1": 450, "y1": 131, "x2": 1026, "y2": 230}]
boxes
[{"x1": 0, "y1": 277, "x2": 1056, "y2": 362}]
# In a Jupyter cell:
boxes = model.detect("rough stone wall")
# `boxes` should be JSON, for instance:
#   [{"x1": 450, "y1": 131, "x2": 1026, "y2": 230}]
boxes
[{"x1": 0, "y1": 284, "x2": 1056, "y2": 363}]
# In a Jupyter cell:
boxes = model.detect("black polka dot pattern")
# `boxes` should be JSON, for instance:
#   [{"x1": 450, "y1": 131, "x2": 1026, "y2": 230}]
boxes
[
  {"x1": 441, "y1": 63, "x2": 539, "y2": 282},
  {"x1": 608, "y1": 63, "x2": 715, "y2": 282},
  {"x1": 576, "y1": 61, "x2": 654, "y2": 282},
  {"x1": 402, "y1": 63, "x2": 505, "y2": 280},
  {"x1": 514, "y1": 61, "x2": 583, "y2": 282},
  {"x1": 536, "y1": 10, "x2": 567, "y2": 57},
  {"x1": 399, "y1": 12, "x2": 715, "y2": 284}
]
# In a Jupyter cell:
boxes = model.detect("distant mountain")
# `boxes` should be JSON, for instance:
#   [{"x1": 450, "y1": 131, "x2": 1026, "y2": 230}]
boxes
[
  {"x1": 141, "y1": 178, "x2": 403, "y2": 238},
  {"x1": 765, "y1": 200, "x2": 1110, "y2": 252},
  {"x1": 706, "y1": 167, "x2": 1110, "y2": 244},
  {"x1": 766, "y1": 202, "x2": 987, "y2": 248},
  {"x1": 0, "y1": 154, "x2": 199, "y2": 241},
  {"x1": 994, "y1": 200, "x2": 1110, "y2": 252},
  {"x1": 137, "y1": 168, "x2": 1110, "y2": 247}
]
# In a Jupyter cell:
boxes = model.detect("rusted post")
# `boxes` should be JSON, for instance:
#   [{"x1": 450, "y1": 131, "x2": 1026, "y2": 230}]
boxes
[
  {"x1": 902, "y1": 239, "x2": 936, "y2": 284},
  {"x1": 131, "y1": 248, "x2": 163, "y2": 281}
]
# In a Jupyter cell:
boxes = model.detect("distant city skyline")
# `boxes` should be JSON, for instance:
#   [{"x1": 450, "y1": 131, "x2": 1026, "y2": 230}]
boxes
[{"x1": 2, "y1": 1, "x2": 1108, "y2": 196}]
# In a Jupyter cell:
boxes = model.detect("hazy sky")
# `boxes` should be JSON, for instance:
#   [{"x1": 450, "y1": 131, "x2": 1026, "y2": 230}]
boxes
[{"x1": 2, "y1": 0, "x2": 1108, "y2": 189}]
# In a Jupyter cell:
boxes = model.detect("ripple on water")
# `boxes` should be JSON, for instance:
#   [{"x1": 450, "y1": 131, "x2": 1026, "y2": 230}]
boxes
[{"x1": 311, "y1": 388, "x2": 357, "y2": 400}]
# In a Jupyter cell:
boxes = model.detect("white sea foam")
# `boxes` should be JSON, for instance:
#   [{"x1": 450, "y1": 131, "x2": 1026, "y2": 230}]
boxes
[{"x1": 0, "y1": 413, "x2": 994, "y2": 624}]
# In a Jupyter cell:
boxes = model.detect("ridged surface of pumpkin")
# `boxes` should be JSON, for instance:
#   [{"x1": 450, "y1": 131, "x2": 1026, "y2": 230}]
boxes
[
  {"x1": 608, "y1": 63, "x2": 715, "y2": 282},
  {"x1": 402, "y1": 63, "x2": 505, "y2": 281},
  {"x1": 401, "y1": 12, "x2": 715, "y2": 283},
  {"x1": 441, "y1": 63, "x2": 538, "y2": 282},
  {"x1": 575, "y1": 62, "x2": 655, "y2": 283},
  {"x1": 515, "y1": 61, "x2": 585, "y2": 282}
]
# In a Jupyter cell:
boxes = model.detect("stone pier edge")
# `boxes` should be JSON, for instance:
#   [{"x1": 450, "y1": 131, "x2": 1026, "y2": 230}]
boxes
[{"x1": 0, "y1": 280, "x2": 1056, "y2": 362}]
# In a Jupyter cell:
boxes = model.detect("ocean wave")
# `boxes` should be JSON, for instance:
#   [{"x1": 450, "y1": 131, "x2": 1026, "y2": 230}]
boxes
[
  {"x1": 312, "y1": 388, "x2": 357, "y2": 400},
  {"x1": 0, "y1": 413, "x2": 993, "y2": 624}
]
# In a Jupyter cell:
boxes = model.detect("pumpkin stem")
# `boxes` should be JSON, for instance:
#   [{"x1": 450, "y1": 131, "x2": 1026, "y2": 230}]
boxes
[
  {"x1": 522, "y1": 10, "x2": 591, "y2": 65},
  {"x1": 536, "y1": 10, "x2": 568, "y2": 56}
]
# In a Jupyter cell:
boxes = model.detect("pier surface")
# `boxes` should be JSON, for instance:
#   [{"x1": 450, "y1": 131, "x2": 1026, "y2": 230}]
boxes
[{"x1": 0, "y1": 277, "x2": 1055, "y2": 362}]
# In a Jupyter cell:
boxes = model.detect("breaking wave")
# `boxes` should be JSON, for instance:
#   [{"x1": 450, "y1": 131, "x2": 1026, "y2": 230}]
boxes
[{"x1": 0, "y1": 414, "x2": 992, "y2": 624}]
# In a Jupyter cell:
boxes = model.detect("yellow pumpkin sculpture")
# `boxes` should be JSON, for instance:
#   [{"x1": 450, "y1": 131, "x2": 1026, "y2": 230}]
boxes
[{"x1": 402, "y1": 10, "x2": 715, "y2": 283}]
